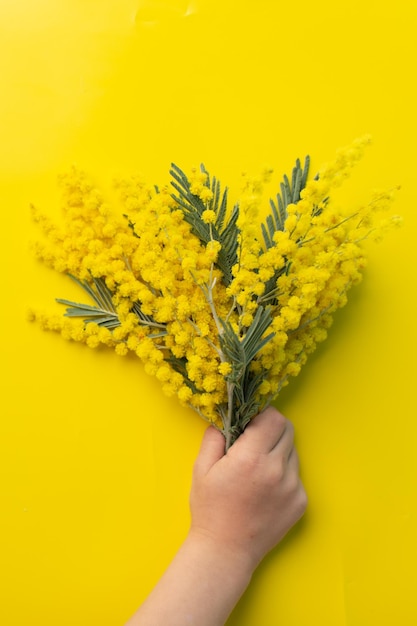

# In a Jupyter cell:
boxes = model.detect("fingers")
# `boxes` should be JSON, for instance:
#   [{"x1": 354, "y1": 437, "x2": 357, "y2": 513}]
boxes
[
  {"x1": 287, "y1": 445, "x2": 299, "y2": 473},
  {"x1": 194, "y1": 408, "x2": 297, "y2": 479},
  {"x1": 193, "y1": 426, "x2": 226, "y2": 476},
  {"x1": 276, "y1": 418, "x2": 295, "y2": 461},
  {"x1": 238, "y1": 406, "x2": 288, "y2": 454}
]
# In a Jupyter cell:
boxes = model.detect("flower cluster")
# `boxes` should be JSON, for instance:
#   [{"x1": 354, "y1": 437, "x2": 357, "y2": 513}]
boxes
[{"x1": 31, "y1": 137, "x2": 400, "y2": 448}]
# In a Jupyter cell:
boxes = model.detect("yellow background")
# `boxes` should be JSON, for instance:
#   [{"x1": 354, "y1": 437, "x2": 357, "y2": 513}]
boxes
[{"x1": 1, "y1": 1, "x2": 416, "y2": 624}]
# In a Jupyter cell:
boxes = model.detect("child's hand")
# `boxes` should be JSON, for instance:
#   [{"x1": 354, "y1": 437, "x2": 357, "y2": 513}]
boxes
[
  {"x1": 189, "y1": 407, "x2": 307, "y2": 571},
  {"x1": 125, "y1": 407, "x2": 306, "y2": 626}
]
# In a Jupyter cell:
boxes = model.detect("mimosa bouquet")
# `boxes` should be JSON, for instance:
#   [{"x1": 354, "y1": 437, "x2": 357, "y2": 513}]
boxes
[{"x1": 31, "y1": 137, "x2": 399, "y2": 449}]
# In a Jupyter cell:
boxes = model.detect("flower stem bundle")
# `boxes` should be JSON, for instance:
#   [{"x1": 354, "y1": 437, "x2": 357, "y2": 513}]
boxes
[{"x1": 31, "y1": 137, "x2": 399, "y2": 448}]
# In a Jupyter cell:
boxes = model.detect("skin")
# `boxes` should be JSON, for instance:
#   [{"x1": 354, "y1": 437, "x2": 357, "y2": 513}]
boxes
[{"x1": 125, "y1": 407, "x2": 307, "y2": 626}]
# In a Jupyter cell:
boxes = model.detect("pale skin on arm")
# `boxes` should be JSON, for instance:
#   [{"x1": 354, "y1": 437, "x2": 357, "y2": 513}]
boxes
[{"x1": 125, "y1": 407, "x2": 307, "y2": 626}]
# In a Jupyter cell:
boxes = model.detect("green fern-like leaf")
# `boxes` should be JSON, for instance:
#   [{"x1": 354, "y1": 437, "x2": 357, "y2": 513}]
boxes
[
  {"x1": 57, "y1": 275, "x2": 165, "y2": 334},
  {"x1": 170, "y1": 163, "x2": 239, "y2": 286},
  {"x1": 258, "y1": 156, "x2": 310, "y2": 303},
  {"x1": 218, "y1": 307, "x2": 274, "y2": 442},
  {"x1": 261, "y1": 156, "x2": 310, "y2": 249},
  {"x1": 56, "y1": 275, "x2": 121, "y2": 328},
  {"x1": 219, "y1": 306, "x2": 274, "y2": 385}
]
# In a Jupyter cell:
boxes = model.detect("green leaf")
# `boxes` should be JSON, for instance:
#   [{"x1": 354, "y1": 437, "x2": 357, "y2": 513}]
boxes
[
  {"x1": 56, "y1": 299, "x2": 121, "y2": 328},
  {"x1": 240, "y1": 306, "x2": 274, "y2": 363},
  {"x1": 170, "y1": 163, "x2": 240, "y2": 286},
  {"x1": 258, "y1": 157, "x2": 311, "y2": 303},
  {"x1": 261, "y1": 156, "x2": 310, "y2": 249},
  {"x1": 219, "y1": 306, "x2": 274, "y2": 385},
  {"x1": 56, "y1": 275, "x2": 120, "y2": 328}
]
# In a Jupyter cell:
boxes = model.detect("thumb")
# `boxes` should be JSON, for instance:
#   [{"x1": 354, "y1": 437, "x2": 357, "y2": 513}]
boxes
[{"x1": 193, "y1": 426, "x2": 226, "y2": 476}]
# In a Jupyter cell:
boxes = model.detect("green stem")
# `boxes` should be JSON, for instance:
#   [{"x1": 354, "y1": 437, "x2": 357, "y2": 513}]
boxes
[{"x1": 224, "y1": 381, "x2": 235, "y2": 451}]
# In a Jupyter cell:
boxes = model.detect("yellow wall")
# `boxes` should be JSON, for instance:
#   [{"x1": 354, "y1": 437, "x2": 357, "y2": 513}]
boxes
[{"x1": 1, "y1": 1, "x2": 416, "y2": 624}]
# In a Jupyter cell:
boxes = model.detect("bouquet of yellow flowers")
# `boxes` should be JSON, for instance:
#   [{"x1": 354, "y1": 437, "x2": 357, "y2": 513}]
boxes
[{"x1": 31, "y1": 137, "x2": 399, "y2": 448}]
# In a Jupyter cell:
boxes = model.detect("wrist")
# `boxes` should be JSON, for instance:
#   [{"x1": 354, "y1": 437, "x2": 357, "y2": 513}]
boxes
[
  {"x1": 185, "y1": 526, "x2": 256, "y2": 586},
  {"x1": 125, "y1": 527, "x2": 255, "y2": 626}
]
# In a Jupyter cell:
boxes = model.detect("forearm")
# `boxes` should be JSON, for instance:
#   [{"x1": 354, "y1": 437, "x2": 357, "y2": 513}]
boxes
[{"x1": 125, "y1": 530, "x2": 253, "y2": 626}]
